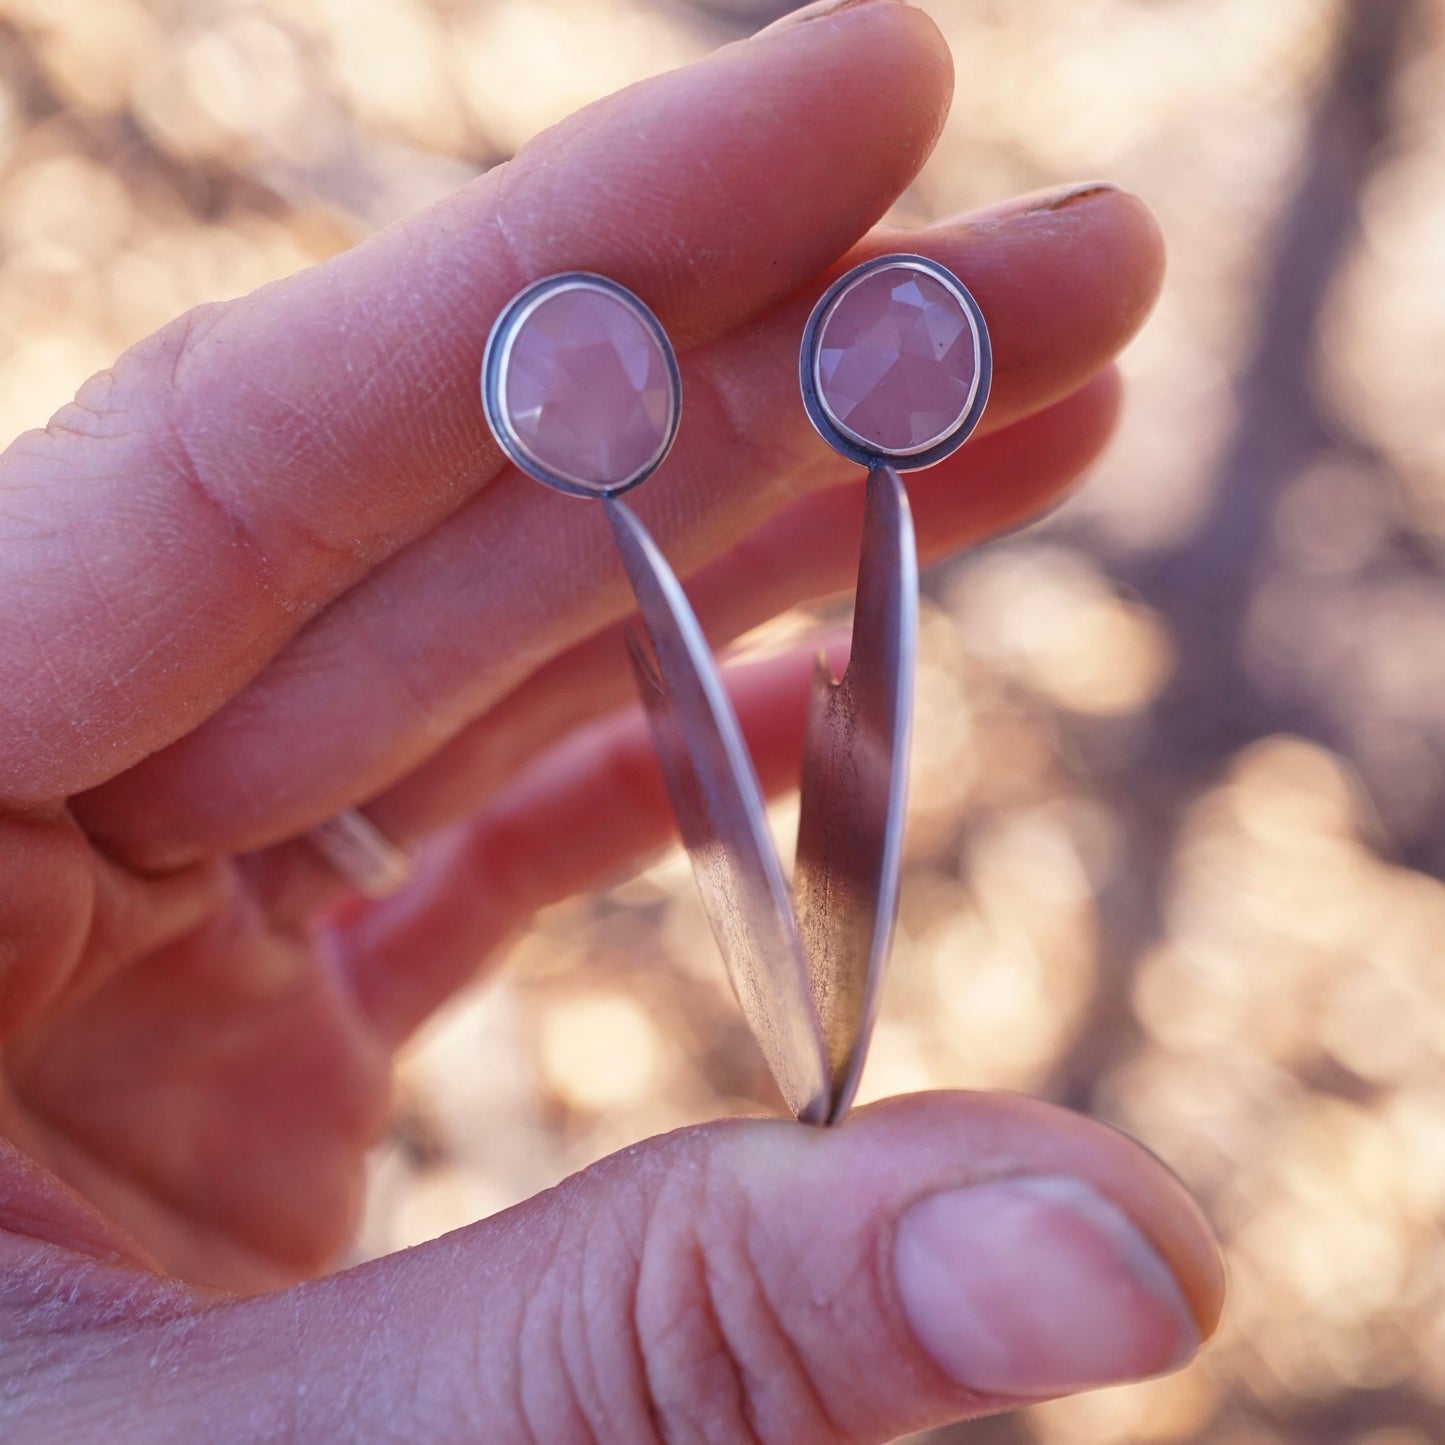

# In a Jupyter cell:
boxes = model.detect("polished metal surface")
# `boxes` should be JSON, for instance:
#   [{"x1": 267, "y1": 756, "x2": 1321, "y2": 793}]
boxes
[
  {"x1": 793, "y1": 464, "x2": 917, "y2": 1123},
  {"x1": 606, "y1": 497, "x2": 832, "y2": 1124},
  {"x1": 603, "y1": 467, "x2": 916, "y2": 1127}
]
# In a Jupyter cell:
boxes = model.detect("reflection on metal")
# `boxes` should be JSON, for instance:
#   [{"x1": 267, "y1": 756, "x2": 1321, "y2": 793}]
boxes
[
  {"x1": 309, "y1": 807, "x2": 412, "y2": 898},
  {"x1": 794, "y1": 464, "x2": 917, "y2": 1122}
]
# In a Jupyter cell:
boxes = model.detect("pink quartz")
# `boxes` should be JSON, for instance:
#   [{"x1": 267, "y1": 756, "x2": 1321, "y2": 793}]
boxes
[
  {"x1": 502, "y1": 285, "x2": 673, "y2": 489},
  {"x1": 816, "y1": 267, "x2": 978, "y2": 454}
]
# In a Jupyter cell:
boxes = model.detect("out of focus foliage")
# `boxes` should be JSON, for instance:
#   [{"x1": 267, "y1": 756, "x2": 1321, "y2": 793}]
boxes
[{"x1": 1, "y1": 1, "x2": 1442, "y2": 1440}]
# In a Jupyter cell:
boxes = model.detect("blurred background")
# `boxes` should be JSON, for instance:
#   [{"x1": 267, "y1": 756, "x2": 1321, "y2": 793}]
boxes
[{"x1": 0, "y1": 0, "x2": 1441, "y2": 1439}]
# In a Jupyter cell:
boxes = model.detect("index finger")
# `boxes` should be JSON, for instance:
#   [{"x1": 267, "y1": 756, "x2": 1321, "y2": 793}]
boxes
[{"x1": 0, "y1": 0, "x2": 949, "y2": 808}]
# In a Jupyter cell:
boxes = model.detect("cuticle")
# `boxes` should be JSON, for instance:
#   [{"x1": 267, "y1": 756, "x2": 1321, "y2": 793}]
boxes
[
  {"x1": 789, "y1": 0, "x2": 899, "y2": 26},
  {"x1": 1029, "y1": 181, "x2": 1122, "y2": 214}
]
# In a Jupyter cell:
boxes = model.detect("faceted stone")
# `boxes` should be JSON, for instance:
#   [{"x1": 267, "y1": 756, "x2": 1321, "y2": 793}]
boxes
[
  {"x1": 502, "y1": 285, "x2": 673, "y2": 490},
  {"x1": 815, "y1": 267, "x2": 978, "y2": 455}
]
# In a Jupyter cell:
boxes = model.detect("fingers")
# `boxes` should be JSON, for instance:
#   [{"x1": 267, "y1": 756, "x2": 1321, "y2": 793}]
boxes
[
  {"x1": 0, "y1": 0, "x2": 953, "y2": 807},
  {"x1": 83, "y1": 181, "x2": 1158, "y2": 867},
  {"x1": 8, "y1": 895, "x2": 392, "y2": 1289},
  {"x1": 92, "y1": 1093, "x2": 1221, "y2": 1442}
]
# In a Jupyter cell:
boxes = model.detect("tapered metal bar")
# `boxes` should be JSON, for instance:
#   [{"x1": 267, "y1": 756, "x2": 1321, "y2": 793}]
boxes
[
  {"x1": 606, "y1": 497, "x2": 831, "y2": 1124},
  {"x1": 793, "y1": 464, "x2": 918, "y2": 1124}
]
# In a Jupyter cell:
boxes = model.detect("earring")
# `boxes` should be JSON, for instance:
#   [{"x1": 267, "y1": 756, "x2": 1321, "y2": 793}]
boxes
[
  {"x1": 791, "y1": 254, "x2": 992, "y2": 1121},
  {"x1": 313, "y1": 262, "x2": 989, "y2": 1128},
  {"x1": 317, "y1": 262, "x2": 989, "y2": 1119},
  {"x1": 479, "y1": 271, "x2": 835, "y2": 1122}
]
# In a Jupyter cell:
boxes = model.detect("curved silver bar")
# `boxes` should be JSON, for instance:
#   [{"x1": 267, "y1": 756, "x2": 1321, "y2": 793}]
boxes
[
  {"x1": 606, "y1": 497, "x2": 832, "y2": 1125},
  {"x1": 606, "y1": 468, "x2": 917, "y2": 1126},
  {"x1": 794, "y1": 463, "x2": 917, "y2": 1124}
]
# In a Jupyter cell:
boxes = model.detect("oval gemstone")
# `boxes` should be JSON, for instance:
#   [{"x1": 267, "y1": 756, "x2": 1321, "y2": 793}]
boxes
[
  {"x1": 815, "y1": 266, "x2": 979, "y2": 456},
  {"x1": 501, "y1": 284, "x2": 674, "y2": 491}
]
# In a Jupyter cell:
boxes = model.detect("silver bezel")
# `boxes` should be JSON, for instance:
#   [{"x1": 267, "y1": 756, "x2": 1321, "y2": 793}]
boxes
[
  {"x1": 799, "y1": 254, "x2": 992, "y2": 471},
  {"x1": 481, "y1": 272, "x2": 682, "y2": 499}
]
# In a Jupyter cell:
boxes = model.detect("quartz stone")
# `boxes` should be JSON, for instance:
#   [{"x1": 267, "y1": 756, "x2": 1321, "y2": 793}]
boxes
[
  {"x1": 502, "y1": 285, "x2": 673, "y2": 489},
  {"x1": 815, "y1": 267, "x2": 978, "y2": 455}
]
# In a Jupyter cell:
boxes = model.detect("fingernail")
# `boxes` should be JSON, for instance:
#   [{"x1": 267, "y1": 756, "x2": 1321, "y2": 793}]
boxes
[
  {"x1": 755, "y1": 0, "x2": 901, "y2": 39},
  {"x1": 962, "y1": 181, "x2": 1123, "y2": 227},
  {"x1": 893, "y1": 1176, "x2": 1199, "y2": 1399}
]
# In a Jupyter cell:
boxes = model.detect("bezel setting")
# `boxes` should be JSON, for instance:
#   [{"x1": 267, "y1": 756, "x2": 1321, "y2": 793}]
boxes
[
  {"x1": 799, "y1": 254, "x2": 992, "y2": 471},
  {"x1": 481, "y1": 272, "x2": 682, "y2": 498}
]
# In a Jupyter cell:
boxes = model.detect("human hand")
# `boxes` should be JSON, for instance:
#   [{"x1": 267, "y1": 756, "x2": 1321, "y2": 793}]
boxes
[{"x1": 0, "y1": 0, "x2": 1222, "y2": 1437}]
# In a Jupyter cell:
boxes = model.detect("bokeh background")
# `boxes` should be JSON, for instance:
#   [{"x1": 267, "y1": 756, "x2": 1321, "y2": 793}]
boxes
[{"x1": 1, "y1": 0, "x2": 1442, "y2": 1439}]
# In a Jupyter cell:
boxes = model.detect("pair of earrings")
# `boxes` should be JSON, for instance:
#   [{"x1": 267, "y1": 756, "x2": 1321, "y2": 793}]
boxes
[{"x1": 481, "y1": 256, "x2": 991, "y2": 1126}]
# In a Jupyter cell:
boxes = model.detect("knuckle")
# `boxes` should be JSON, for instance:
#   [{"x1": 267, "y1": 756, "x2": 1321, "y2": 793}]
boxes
[
  {"x1": 513, "y1": 1155, "x2": 845, "y2": 1445},
  {"x1": 130, "y1": 299, "x2": 232, "y2": 398},
  {"x1": 19, "y1": 303, "x2": 270, "y2": 571},
  {"x1": 620, "y1": 1159, "x2": 842, "y2": 1445},
  {"x1": 3, "y1": 303, "x2": 228, "y2": 467},
  {"x1": 131, "y1": 305, "x2": 330, "y2": 588},
  {"x1": 51, "y1": 302, "x2": 230, "y2": 444},
  {"x1": 39, "y1": 299, "x2": 357, "y2": 609}
]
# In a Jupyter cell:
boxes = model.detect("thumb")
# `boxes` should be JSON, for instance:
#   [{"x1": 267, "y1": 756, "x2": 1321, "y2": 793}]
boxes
[{"x1": 101, "y1": 1092, "x2": 1224, "y2": 1442}]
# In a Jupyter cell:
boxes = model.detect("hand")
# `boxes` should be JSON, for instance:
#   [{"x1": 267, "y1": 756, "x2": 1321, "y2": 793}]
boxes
[{"x1": 0, "y1": 0, "x2": 1222, "y2": 1437}]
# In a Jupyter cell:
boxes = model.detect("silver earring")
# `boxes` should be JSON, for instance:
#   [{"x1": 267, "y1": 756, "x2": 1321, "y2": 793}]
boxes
[
  {"x1": 475, "y1": 261, "x2": 989, "y2": 1126},
  {"x1": 791, "y1": 254, "x2": 991, "y2": 1119},
  {"x1": 482, "y1": 270, "x2": 836, "y2": 1121}
]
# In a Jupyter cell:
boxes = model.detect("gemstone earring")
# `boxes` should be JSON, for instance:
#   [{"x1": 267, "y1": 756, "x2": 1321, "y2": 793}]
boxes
[
  {"x1": 480, "y1": 272, "x2": 835, "y2": 1122},
  {"x1": 792, "y1": 253, "x2": 991, "y2": 1121},
  {"x1": 800, "y1": 253, "x2": 991, "y2": 470},
  {"x1": 482, "y1": 272, "x2": 681, "y2": 498},
  {"x1": 475, "y1": 263, "x2": 987, "y2": 1128}
]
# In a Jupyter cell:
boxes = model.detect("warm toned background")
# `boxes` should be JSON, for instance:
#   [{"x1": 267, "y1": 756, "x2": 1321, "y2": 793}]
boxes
[{"x1": 1, "y1": 1, "x2": 1442, "y2": 1440}]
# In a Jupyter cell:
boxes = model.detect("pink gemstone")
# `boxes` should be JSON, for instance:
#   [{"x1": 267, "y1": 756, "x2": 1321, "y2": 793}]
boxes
[
  {"x1": 502, "y1": 284, "x2": 674, "y2": 489},
  {"x1": 815, "y1": 267, "x2": 978, "y2": 454}
]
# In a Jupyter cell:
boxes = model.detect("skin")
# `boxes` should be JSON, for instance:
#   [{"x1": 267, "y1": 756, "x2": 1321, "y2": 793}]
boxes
[{"x1": 0, "y1": 1, "x2": 1224, "y2": 1439}]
